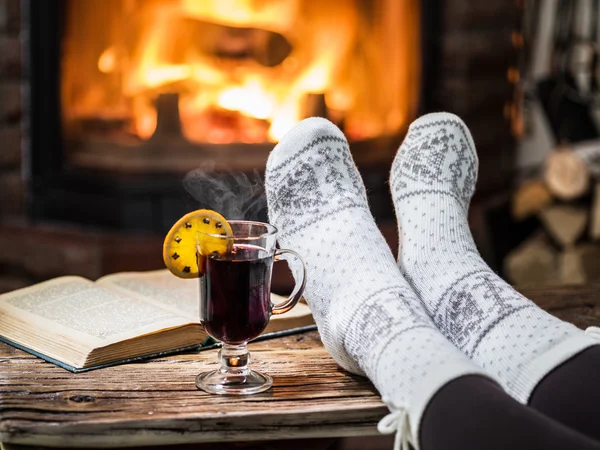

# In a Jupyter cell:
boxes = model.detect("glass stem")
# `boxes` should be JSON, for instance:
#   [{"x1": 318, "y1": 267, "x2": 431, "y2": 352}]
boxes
[{"x1": 218, "y1": 343, "x2": 250, "y2": 374}]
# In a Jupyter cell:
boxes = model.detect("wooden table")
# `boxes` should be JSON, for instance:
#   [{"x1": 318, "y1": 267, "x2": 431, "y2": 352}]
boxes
[
  {"x1": 1, "y1": 284, "x2": 599, "y2": 449},
  {"x1": 0, "y1": 331, "x2": 385, "y2": 448}
]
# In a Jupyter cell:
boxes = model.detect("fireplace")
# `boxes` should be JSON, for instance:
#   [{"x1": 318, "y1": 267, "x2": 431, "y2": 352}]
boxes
[
  {"x1": 63, "y1": 0, "x2": 420, "y2": 156},
  {"x1": 28, "y1": 0, "x2": 422, "y2": 231},
  {"x1": 0, "y1": 0, "x2": 520, "y2": 293}
]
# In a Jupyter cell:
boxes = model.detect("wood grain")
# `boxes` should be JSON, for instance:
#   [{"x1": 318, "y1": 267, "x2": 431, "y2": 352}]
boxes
[
  {"x1": 522, "y1": 284, "x2": 600, "y2": 330},
  {"x1": 2, "y1": 285, "x2": 600, "y2": 448},
  {"x1": 543, "y1": 150, "x2": 591, "y2": 201},
  {"x1": 521, "y1": 283, "x2": 600, "y2": 311},
  {"x1": 0, "y1": 332, "x2": 385, "y2": 447}
]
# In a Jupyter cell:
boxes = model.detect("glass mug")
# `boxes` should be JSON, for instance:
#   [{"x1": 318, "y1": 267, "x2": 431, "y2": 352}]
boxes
[{"x1": 195, "y1": 220, "x2": 306, "y2": 395}]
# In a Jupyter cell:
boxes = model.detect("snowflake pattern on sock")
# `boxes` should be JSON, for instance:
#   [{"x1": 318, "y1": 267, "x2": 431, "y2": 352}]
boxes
[
  {"x1": 392, "y1": 120, "x2": 477, "y2": 208},
  {"x1": 266, "y1": 117, "x2": 490, "y2": 447},
  {"x1": 267, "y1": 136, "x2": 365, "y2": 239},
  {"x1": 391, "y1": 112, "x2": 599, "y2": 403}
]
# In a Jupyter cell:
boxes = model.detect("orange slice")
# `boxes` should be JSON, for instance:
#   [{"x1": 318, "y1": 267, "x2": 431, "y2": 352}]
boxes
[{"x1": 163, "y1": 209, "x2": 233, "y2": 278}]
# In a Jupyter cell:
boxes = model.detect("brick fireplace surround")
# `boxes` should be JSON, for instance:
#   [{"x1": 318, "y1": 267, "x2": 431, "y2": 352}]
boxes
[
  {"x1": 0, "y1": 0, "x2": 518, "y2": 294},
  {"x1": 0, "y1": 1, "x2": 166, "y2": 293},
  {"x1": 0, "y1": 0, "x2": 32, "y2": 294}
]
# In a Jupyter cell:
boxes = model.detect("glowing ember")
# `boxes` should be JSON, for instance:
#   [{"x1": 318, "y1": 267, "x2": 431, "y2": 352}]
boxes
[
  {"x1": 218, "y1": 81, "x2": 274, "y2": 120},
  {"x1": 98, "y1": 46, "x2": 119, "y2": 74}
]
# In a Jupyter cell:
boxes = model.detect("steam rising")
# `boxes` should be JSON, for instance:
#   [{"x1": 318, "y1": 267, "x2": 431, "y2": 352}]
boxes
[{"x1": 183, "y1": 170, "x2": 268, "y2": 222}]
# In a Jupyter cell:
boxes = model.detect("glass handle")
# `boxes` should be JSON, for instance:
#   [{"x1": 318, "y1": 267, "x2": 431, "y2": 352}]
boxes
[{"x1": 271, "y1": 249, "x2": 306, "y2": 315}]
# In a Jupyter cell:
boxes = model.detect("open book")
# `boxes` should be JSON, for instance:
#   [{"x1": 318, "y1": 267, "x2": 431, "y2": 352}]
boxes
[{"x1": 0, "y1": 269, "x2": 314, "y2": 372}]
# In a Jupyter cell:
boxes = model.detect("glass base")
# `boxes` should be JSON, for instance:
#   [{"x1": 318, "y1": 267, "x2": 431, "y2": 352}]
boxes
[{"x1": 195, "y1": 368, "x2": 273, "y2": 395}]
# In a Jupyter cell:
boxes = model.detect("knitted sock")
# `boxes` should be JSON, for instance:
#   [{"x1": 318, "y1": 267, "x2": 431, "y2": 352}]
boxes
[
  {"x1": 265, "y1": 117, "x2": 492, "y2": 449},
  {"x1": 390, "y1": 112, "x2": 599, "y2": 403}
]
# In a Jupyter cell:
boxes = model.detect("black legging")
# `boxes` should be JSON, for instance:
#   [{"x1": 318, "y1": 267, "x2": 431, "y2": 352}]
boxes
[
  {"x1": 419, "y1": 346, "x2": 600, "y2": 450},
  {"x1": 530, "y1": 345, "x2": 600, "y2": 442}
]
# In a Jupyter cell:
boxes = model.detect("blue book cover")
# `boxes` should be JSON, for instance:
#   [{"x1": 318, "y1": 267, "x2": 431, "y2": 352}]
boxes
[
  {"x1": 0, "y1": 326, "x2": 317, "y2": 373},
  {"x1": 0, "y1": 269, "x2": 314, "y2": 373}
]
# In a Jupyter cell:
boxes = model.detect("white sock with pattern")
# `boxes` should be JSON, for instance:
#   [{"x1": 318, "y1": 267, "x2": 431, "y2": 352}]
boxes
[
  {"x1": 266, "y1": 117, "x2": 492, "y2": 449},
  {"x1": 390, "y1": 112, "x2": 600, "y2": 403}
]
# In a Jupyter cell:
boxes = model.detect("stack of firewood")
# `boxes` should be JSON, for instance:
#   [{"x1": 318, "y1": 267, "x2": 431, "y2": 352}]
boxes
[{"x1": 505, "y1": 141, "x2": 600, "y2": 286}]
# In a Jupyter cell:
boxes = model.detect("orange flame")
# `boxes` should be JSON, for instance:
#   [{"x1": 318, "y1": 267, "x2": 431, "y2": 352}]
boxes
[
  {"x1": 98, "y1": 46, "x2": 119, "y2": 74},
  {"x1": 63, "y1": 0, "x2": 420, "y2": 144},
  {"x1": 118, "y1": 0, "x2": 361, "y2": 142}
]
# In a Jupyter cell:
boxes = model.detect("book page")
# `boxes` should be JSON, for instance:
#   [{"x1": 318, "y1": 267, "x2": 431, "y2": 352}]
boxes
[
  {"x1": 1, "y1": 276, "x2": 189, "y2": 346},
  {"x1": 97, "y1": 270, "x2": 199, "y2": 320},
  {"x1": 98, "y1": 270, "x2": 314, "y2": 329}
]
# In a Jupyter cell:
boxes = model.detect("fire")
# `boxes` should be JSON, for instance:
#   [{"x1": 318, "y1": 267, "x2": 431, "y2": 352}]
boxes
[
  {"x1": 98, "y1": 46, "x2": 119, "y2": 74},
  {"x1": 142, "y1": 66, "x2": 192, "y2": 89},
  {"x1": 218, "y1": 80, "x2": 274, "y2": 120},
  {"x1": 63, "y1": 0, "x2": 420, "y2": 145},
  {"x1": 119, "y1": 0, "x2": 358, "y2": 143}
]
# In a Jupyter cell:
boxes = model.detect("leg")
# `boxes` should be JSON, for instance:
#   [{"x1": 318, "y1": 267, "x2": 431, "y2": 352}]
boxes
[
  {"x1": 421, "y1": 375, "x2": 600, "y2": 450},
  {"x1": 266, "y1": 118, "x2": 600, "y2": 450},
  {"x1": 390, "y1": 112, "x2": 599, "y2": 405},
  {"x1": 265, "y1": 118, "x2": 491, "y2": 448},
  {"x1": 529, "y1": 345, "x2": 600, "y2": 441}
]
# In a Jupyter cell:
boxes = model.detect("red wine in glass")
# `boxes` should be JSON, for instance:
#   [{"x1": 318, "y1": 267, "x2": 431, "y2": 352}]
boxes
[
  {"x1": 199, "y1": 244, "x2": 274, "y2": 345},
  {"x1": 194, "y1": 219, "x2": 306, "y2": 395}
]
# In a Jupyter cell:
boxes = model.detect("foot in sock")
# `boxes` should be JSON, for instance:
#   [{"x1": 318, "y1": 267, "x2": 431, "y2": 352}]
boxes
[
  {"x1": 265, "y1": 117, "x2": 491, "y2": 448},
  {"x1": 390, "y1": 112, "x2": 600, "y2": 404}
]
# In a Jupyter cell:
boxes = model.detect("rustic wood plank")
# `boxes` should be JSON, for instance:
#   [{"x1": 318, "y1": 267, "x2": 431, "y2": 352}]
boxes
[
  {"x1": 0, "y1": 441, "x2": 339, "y2": 450},
  {"x1": 520, "y1": 283, "x2": 600, "y2": 311},
  {"x1": 2, "y1": 285, "x2": 600, "y2": 448},
  {"x1": 0, "y1": 332, "x2": 385, "y2": 447}
]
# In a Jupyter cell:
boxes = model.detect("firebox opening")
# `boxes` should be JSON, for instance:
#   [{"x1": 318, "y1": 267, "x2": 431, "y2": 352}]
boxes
[{"x1": 61, "y1": 0, "x2": 420, "y2": 173}]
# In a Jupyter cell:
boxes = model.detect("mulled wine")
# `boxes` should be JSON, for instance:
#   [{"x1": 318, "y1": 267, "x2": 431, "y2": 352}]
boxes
[
  {"x1": 194, "y1": 220, "x2": 305, "y2": 395},
  {"x1": 199, "y1": 244, "x2": 273, "y2": 344}
]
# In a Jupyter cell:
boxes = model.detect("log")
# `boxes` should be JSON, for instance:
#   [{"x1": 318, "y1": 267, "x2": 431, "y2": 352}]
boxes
[
  {"x1": 538, "y1": 204, "x2": 588, "y2": 247},
  {"x1": 301, "y1": 94, "x2": 328, "y2": 120},
  {"x1": 511, "y1": 179, "x2": 553, "y2": 220},
  {"x1": 543, "y1": 141, "x2": 600, "y2": 200},
  {"x1": 151, "y1": 93, "x2": 183, "y2": 140},
  {"x1": 504, "y1": 233, "x2": 559, "y2": 286},
  {"x1": 591, "y1": 183, "x2": 600, "y2": 240},
  {"x1": 543, "y1": 148, "x2": 591, "y2": 200},
  {"x1": 558, "y1": 244, "x2": 600, "y2": 285},
  {"x1": 183, "y1": 19, "x2": 292, "y2": 67},
  {"x1": 558, "y1": 246, "x2": 586, "y2": 285},
  {"x1": 577, "y1": 244, "x2": 600, "y2": 282}
]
